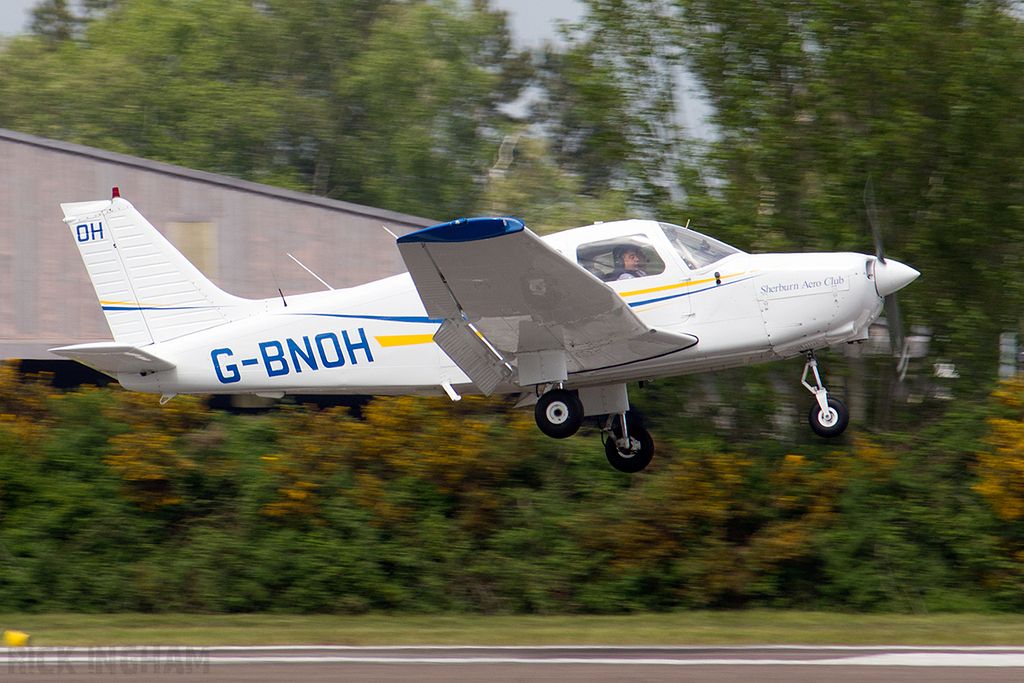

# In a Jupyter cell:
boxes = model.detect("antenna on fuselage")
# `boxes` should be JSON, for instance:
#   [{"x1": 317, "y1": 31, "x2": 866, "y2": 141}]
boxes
[
  {"x1": 270, "y1": 269, "x2": 288, "y2": 307},
  {"x1": 287, "y1": 253, "x2": 335, "y2": 291}
]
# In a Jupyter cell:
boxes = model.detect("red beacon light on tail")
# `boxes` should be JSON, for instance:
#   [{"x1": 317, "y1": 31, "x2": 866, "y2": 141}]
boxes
[{"x1": 112, "y1": 187, "x2": 120, "y2": 199}]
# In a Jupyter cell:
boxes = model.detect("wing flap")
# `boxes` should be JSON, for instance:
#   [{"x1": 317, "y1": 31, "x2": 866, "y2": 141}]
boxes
[
  {"x1": 432, "y1": 320, "x2": 511, "y2": 395},
  {"x1": 49, "y1": 342, "x2": 176, "y2": 376}
]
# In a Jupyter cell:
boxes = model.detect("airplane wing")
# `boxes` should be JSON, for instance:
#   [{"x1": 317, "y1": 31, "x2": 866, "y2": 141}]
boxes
[
  {"x1": 397, "y1": 218, "x2": 697, "y2": 393},
  {"x1": 49, "y1": 342, "x2": 176, "y2": 376}
]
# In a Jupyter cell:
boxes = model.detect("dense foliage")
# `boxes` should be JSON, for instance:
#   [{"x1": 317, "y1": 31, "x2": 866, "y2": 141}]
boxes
[{"x1": 0, "y1": 366, "x2": 1022, "y2": 614}]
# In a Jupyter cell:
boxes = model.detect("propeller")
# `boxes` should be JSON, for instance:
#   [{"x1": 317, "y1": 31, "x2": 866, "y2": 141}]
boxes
[{"x1": 864, "y1": 177, "x2": 918, "y2": 381}]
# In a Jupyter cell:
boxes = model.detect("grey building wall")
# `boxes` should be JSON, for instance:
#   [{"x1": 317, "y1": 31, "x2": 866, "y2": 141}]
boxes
[{"x1": 0, "y1": 128, "x2": 437, "y2": 360}]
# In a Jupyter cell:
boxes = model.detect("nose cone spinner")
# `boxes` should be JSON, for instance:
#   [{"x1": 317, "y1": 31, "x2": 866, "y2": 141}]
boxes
[{"x1": 874, "y1": 258, "x2": 920, "y2": 297}]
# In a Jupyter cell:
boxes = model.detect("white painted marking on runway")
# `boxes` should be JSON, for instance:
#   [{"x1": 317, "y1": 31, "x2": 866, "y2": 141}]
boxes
[
  {"x1": 819, "y1": 653, "x2": 1024, "y2": 667},
  {"x1": 4, "y1": 646, "x2": 1024, "y2": 668}
]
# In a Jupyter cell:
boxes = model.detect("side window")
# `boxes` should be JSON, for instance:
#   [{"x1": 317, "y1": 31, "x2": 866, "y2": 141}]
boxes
[{"x1": 576, "y1": 235, "x2": 666, "y2": 282}]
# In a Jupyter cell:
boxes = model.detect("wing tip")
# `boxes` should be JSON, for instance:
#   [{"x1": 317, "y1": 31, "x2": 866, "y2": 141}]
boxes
[
  {"x1": 397, "y1": 217, "x2": 525, "y2": 245},
  {"x1": 648, "y1": 328, "x2": 700, "y2": 350}
]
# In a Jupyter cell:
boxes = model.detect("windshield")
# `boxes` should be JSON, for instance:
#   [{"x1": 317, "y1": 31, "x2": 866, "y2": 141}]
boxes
[{"x1": 659, "y1": 222, "x2": 742, "y2": 270}]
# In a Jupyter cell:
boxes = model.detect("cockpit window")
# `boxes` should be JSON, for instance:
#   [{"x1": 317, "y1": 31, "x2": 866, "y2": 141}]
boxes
[
  {"x1": 659, "y1": 222, "x2": 742, "y2": 270},
  {"x1": 576, "y1": 235, "x2": 666, "y2": 282}
]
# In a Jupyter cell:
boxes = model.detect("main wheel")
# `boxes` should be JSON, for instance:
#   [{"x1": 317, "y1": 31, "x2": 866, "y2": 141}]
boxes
[
  {"x1": 604, "y1": 419, "x2": 654, "y2": 473},
  {"x1": 808, "y1": 397, "x2": 849, "y2": 438},
  {"x1": 535, "y1": 389, "x2": 584, "y2": 439}
]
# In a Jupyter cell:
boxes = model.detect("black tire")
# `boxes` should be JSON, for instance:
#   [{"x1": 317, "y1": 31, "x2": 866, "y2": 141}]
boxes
[
  {"x1": 808, "y1": 397, "x2": 850, "y2": 438},
  {"x1": 535, "y1": 389, "x2": 584, "y2": 439},
  {"x1": 604, "y1": 419, "x2": 654, "y2": 473}
]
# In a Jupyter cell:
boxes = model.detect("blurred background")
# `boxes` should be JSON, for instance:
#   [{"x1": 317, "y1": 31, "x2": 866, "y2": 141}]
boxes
[{"x1": 1, "y1": 0, "x2": 1024, "y2": 615}]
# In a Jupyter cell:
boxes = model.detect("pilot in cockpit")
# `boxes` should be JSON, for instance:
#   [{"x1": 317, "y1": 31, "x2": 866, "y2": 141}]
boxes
[{"x1": 611, "y1": 245, "x2": 649, "y2": 280}]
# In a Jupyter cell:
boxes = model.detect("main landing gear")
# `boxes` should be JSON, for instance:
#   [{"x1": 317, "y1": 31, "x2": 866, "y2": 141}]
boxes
[
  {"x1": 533, "y1": 386, "x2": 655, "y2": 473},
  {"x1": 602, "y1": 413, "x2": 654, "y2": 473},
  {"x1": 534, "y1": 388, "x2": 584, "y2": 439},
  {"x1": 801, "y1": 350, "x2": 849, "y2": 438}
]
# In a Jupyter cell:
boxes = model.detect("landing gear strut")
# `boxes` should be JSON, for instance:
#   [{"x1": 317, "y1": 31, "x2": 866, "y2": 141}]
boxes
[
  {"x1": 602, "y1": 413, "x2": 654, "y2": 473},
  {"x1": 801, "y1": 351, "x2": 849, "y2": 438}
]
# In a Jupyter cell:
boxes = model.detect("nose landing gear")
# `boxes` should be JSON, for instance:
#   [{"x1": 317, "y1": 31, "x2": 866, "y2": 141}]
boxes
[{"x1": 802, "y1": 350, "x2": 849, "y2": 438}]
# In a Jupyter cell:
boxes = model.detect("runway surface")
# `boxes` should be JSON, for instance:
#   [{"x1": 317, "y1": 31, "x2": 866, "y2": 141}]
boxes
[{"x1": 6, "y1": 644, "x2": 1024, "y2": 682}]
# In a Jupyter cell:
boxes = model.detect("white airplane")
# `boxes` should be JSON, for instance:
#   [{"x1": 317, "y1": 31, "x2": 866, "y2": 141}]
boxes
[{"x1": 52, "y1": 190, "x2": 919, "y2": 472}]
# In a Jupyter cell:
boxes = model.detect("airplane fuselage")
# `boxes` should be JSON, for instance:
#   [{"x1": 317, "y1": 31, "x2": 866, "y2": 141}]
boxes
[{"x1": 118, "y1": 228, "x2": 884, "y2": 401}]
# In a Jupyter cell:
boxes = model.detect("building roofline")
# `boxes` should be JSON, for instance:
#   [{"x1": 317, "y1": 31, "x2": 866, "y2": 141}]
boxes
[{"x1": 0, "y1": 127, "x2": 438, "y2": 227}]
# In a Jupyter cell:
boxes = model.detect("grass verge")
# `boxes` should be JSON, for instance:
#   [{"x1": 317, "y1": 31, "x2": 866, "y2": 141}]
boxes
[{"x1": 2, "y1": 612, "x2": 1024, "y2": 647}]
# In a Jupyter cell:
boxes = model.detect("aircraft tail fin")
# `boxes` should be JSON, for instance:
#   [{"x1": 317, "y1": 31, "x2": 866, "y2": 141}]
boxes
[{"x1": 61, "y1": 194, "x2": 251, "y2": 345}]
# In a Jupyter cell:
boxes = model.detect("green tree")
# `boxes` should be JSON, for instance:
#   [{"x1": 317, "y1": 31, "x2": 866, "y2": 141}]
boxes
[
  {"x1": 535, "y1": 0, "x2": 682, "y2": 207},
  {"x1": 1, "y1": 0, "x2": 531, "y2": 218},
  {"x1": 320, "y1": 0, "x2": 530, "y2": 217},
  {"x1": 1, "y1": 0, "x2": 299, "y2": 185},
  {"x1": 29, "y1": 0, "x2": 81, "y2": 42},
  {"x1": 481, "y1": 133, "x2": 633, "y2": 234}
]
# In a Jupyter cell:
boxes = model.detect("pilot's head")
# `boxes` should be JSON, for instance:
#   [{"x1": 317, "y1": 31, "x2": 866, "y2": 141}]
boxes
[{"x1": 614, "y1": 245, "x2": 648, "y2": 274}]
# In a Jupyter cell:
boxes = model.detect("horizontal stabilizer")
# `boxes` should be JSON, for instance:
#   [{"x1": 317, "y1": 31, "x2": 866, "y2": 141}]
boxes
[{"x1": 49, "y1": 342, "x2": 175, "y2": 376}]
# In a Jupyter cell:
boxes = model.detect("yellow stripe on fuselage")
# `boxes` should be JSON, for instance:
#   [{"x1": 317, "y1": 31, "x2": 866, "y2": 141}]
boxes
[
  {"x1": 374, "y1": 334, "x2": 435, "y2": 347},
  {"x1": 618, "y1": 279, "x2": 703, "y2": 298},
  {"x1": 618, "y1": 270, "x2": 754, "y2": 298}
]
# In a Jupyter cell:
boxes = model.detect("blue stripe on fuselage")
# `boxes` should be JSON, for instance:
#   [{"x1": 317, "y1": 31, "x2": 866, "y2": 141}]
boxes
[
  {"x1": 628, "y1": 274, "x2": 754, "y2": 309},
  {"x1": 303, "y1": 313, "x2": 443, "y2": 324}
]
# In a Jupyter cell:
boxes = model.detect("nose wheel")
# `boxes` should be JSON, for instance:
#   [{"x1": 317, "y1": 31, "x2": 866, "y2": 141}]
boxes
[
  {"x1": 808, "y1": 397, "x2": 849, "y2": 437},
  {"x1": 802, "y1": 351, "x2": 849, "y2": 438}
]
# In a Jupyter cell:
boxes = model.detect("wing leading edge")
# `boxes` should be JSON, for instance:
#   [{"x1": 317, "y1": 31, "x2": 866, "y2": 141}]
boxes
[{"x1": 397, "y1": 217, "x2": 697, "y2": 393}]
